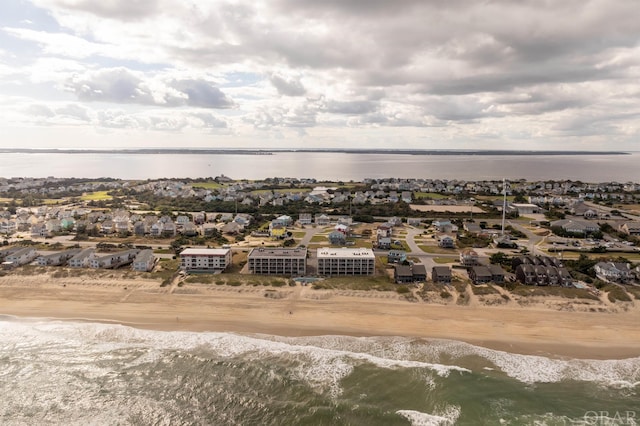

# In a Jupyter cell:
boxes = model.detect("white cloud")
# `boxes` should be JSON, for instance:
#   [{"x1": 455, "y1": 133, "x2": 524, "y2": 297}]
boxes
[{"x1": 0, "y1": 0, "x2": 638, "y2": 149}]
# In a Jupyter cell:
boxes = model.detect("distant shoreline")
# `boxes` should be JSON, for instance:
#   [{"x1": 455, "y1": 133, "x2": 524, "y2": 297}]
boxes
[{"x1": 0, "y1": 148, "x2": 630, "y2": 156}]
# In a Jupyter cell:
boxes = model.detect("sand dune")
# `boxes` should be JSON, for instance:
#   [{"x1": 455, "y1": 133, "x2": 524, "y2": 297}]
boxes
[{"x1": 1, "y1": 273, "x2": 639, "y2": 360}]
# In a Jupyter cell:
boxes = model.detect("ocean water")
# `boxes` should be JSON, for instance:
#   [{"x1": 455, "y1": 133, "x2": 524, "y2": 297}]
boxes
[
  {"x1": 1, "y1": 318, "x2": 638, "y2": 425},
  {"x1": 1, "y1": 151, "x2": 640, "y2": 182}
]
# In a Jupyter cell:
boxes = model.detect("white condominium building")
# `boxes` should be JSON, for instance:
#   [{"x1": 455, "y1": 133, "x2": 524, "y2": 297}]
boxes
[
  {"x1": 247, "y1": 247, "x2": 307, "y2": 275},
  {"x1": 180, "y1": 248, "x2": 232, "y2": 273},
  {"x1": 317, "y1": 248, "x2": 375, "y2": 276}
]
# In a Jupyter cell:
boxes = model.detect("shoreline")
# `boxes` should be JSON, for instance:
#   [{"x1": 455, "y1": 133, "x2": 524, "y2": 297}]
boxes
[{"x1": 2, "y1": 274, "x2": 640, "y2": 360}]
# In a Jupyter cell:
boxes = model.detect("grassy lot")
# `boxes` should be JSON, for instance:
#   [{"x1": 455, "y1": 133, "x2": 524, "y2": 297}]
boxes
[
  {"x1": 185, "y1": 273, "x2": 290, "y2": 287},
  {"x1": 291, "y1": 232, "x2": 306, "y2": 238},
  {"x1": 310, "y1": 235, "x2": 327, "y2": 243},
  {"x1": 419, "y1": 245, "x2": 458, "y2": 254},
  {"x1": 80, "y1": 191, "x2": 113, "y2": 201},
  {"x1": 548, "y1": 251, "x2": 640, "y2": 262},
  {"x1": 624, "y1": 285, "x2": 640, "y2": 300},
  {"x1": 433, "y1": 257, "x2": 457, "y2": 264},
  {"x1": 191, "y1": 181, "x2": 224, "y2": 190},
  {"x1": 390, "y1": 241, "x2": 410, "y2": 251},
  {"x1": 470, "y1": 284, "x2": 500, "y2": 295},
  {"x1": 414, "y1": 192, "x2": 450, "y2": 200},
  {"x1": 510, "y1": 285, "x2": 599, "y2": 300},
  {"x1": 475, "y1": 195, "x2": 516, "y2": 202},
  {"x1": 600, "y1": 284, "x2": 633, "y2": 303},
  {"x1": 312, "y1": 275, "x2": 395, "y2": 291},
  {"x1": 249, "y1": 188, "x2": 312, "y2": 195}
]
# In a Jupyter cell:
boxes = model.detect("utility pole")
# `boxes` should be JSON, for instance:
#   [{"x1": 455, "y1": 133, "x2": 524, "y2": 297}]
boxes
[{"x1": 501, "y1": 179, "x2": 507, "y2": 237}]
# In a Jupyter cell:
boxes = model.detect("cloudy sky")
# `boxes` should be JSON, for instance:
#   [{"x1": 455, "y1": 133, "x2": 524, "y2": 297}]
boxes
[{"x1": 1, "y1": 0, "x2": 639, "y2": 150}]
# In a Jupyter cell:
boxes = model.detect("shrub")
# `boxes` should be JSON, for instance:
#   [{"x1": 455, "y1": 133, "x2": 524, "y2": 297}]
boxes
[
  {"x1": 440, "y1": 290, "x2": 451, "y2": 299},
  {"x1": 396, "y1": 285, "x2": 410, "y2": 294}
]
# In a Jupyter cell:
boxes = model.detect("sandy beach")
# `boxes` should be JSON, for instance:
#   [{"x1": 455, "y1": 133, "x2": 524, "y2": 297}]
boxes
[{"x1": 1, "y1": 272, "x2": 640, "y2": 360}]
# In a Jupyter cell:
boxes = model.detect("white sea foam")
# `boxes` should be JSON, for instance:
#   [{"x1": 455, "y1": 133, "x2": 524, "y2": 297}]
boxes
[
  {"x1": 3, "y1": 319, "x2": 638, "y2": 390},
  {"x1": 0, "y1": 319, "x2": 467, "y2": 402},
  {"x1": 421, "y1": 339, "x2": 640, "y2": 386},
  {"x1": 397, "y1": 406, "x2": 460, "y2": 426}
]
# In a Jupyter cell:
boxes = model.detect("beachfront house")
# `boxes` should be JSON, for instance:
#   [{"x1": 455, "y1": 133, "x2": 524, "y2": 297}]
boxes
[
  {"x1": 432, "y1": 266, "x2": 452, "y2": 284},
  {"x1": 594, "y1": 262, "x2": 632, "y2": 283},
  {"x1": 132, "y1": 249, "x2": 156, "y2": 272},
  {"x1": 37, "y1": 248, "x2": 81, "y2": 266},
  {"x1": 468, "y1": 265, "x2": 492, "y2": 284},
  {"x1": 394, "y1": 264, "x2": 414, "y2": 283},
  {"x1": 89, "y1": 249, "x2": 139, "y2": 269},
  {"x1": 487, "y1": 264, "x2": 505, "y2": 284},
  {"x1": 4, "y1": 247, "x2": 38, "y2": 266},
  {"x1": 68, "y1": 248, "x2": 95, "y2": 268}
]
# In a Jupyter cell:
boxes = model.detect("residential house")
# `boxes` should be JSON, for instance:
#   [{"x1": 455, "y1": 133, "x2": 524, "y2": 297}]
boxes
[
  {"x1": 299, "y1": 213, "x2": 313, "y2": 225},
  {"x1": 45, "y1": 219, "x2": 62, "y2": 234},
  {"x1": 221, "y1": 221, "x2": 242, "y2": 235},
  {"x1": 376, "y1": 224, "x2": 392, "y2": 238},
  {"x1": 406, "y1": 218, "x2": 423, "y2": 227},
  {"x1": 511, "y1": 203, "x2": 541, "y2": 215},
  {"x1": 387, "y1": 250, "x2": 406, "y2": 264},
  {"x1": 328, "y1": 230, "x2": 347, "y2": 245},
  {"x1": 388, "y1": 216, "x2": 403, "y2": 227},
  {"x1": 315, "y1": 214, "x2": 331, "y2": 226},
  {"x1": 68, "y1": 248, "x2": 96, "y2": 268},
  {"x1": 4, "y1": 247, "x2": 38, "y2": 266},
  {"x1": 274, "y1": 215, "x2": 293, "y2": 226},
  {"x1": 133, "y1": 221, "x2": 146, "y2": 236},
  {"x1": 181, "y1": 222, "x2": 198, "y2": 236},
  {"x1": 468, "y1": 265, "x2": 492, "y2": 284},
  {"x1": 269, "y1": 223, "x2": 287, "y2": 239},
  {"x1": 132, "y1": 249, "x2": 156, "y2": 272},
  {"x1": 31, "y1": 223, "x2": 51, "y2": 238},
  {"x1": 0, "y1": 219, "x2": 17, "y2": 235},
  {"x1": 433, "y1": 220, "x2": 457, "y2": 233},
  {"x1": 515, "y1": 264, "x2": 537, "y2": 285},
  {"x1": 37, "y1": 248, "x2": 81, "y2": 266},
  {"x1": 412, "y1": 264, "x2": 427, "y2": 281},
  {"x1": 487, "y1": 264, "x2": 505, "y2": 284},
  {"x1": 377, "y1": 236, "x2": 391, "y2": 249},
  {"x1": 438, "y1": 235, "x2": 455, "y2": 249},
  {"x1": 89, "y1": 250, "x2": 139, "y2": 269},
  {"x1": 459, "y1": 248, "x2": 479, "y2": 267},
  {"x1": 463, "y1": 222, "x2": 483, "y2": 235},
  {"x1": 594, "y1": 262, "x2": 632, "y2": 283},
  {"x1": 550, "y1": 219, "x2": 600, "y2": 236},
  {"x1": 619, "y1": 222, "x2": 640, "y2": 236},
  {"x1": 233, "y1": 213, "x2": 252, "y2": 227},
  {"x1": 394, "y1": 264, "x2": 414, "y2": 283},
  {"x1": 432, "y1": 266, "x2": 452, "y2": 284}
]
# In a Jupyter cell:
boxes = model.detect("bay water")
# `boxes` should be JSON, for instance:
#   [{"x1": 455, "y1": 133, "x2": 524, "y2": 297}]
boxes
[{"x1": 1, "y1": 151, "x2": 639, "y2": 182}]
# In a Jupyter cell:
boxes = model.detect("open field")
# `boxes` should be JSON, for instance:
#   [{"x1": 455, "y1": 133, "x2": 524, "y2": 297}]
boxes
[
  {"x1": 410, "y1": 204, "x2": 485, "y2": 213},
  {"x1": 80, "y1": 191, "x2": 113, "y2": 201},
  {"x1": 190, "y1": 181, "x2": 224, "y2": 190}
]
